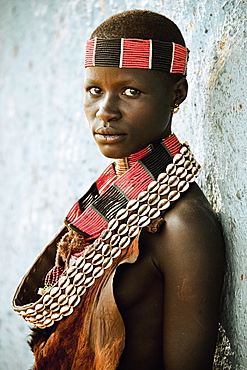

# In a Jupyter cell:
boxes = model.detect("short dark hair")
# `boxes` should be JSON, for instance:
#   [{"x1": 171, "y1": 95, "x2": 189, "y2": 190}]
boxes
[
  {"x1": 91, "y1": 10, "x2": 187, "y2": 80},
  {"x1": 91, "y1": 9, "x2": 186, "y2": 47}
]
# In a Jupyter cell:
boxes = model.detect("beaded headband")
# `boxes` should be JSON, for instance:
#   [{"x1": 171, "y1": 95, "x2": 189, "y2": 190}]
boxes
[{"x1": 85, "y1": 38, "x2": 189, "y2": 74}]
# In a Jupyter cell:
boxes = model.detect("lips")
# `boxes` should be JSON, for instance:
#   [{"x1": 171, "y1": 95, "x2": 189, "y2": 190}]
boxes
[
  {"x1": 95, "y1": 127, "x2": 125, "y2": 136},
  {"x1": 94, "y1": 126, "x2": 126, "y2": 144}
]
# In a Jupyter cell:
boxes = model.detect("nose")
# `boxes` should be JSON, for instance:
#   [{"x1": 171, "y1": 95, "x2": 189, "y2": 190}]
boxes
[{"x1": 96, "y1": 93, "x2": 122, "y2": 123}]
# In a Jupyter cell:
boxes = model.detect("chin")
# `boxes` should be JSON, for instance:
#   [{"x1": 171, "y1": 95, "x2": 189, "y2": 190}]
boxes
[
  {"x1": 99, "y1": 149, "x2": 129, "y2": 159},
  {"x1": 96, "y1": 144, "x2": 132, "y2": 159}
]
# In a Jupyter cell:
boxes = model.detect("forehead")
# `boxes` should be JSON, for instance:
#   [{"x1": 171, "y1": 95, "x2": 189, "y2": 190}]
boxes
[{"x1": 84, "y1": 66, "x2": 172, "y2": 89}]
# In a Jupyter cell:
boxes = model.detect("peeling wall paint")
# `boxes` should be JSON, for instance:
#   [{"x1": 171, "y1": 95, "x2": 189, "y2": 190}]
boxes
[{"x1": 0, "y1": 0, "x2": 246, "y2": 368}]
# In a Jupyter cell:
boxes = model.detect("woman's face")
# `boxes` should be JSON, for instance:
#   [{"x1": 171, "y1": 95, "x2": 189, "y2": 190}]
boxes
[{"x1": 84, "y1": 66, "x2": 178, "y2": 158}]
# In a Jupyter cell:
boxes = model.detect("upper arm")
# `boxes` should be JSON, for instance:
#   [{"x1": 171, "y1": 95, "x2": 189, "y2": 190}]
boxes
[{"x1": 155, "y1": 194, "x2": 225, "y2": 370}]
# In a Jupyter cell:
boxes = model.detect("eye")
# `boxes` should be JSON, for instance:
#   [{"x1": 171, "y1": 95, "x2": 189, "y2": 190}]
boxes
[
  {"x1": 87, "y1": 87, "x2": 102, "y2": 96},
  {"x1": 123, "y1": 88, "x2": 141, "y2": 97}
]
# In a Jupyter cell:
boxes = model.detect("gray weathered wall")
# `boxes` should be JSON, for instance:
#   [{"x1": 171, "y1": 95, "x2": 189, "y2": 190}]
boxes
[{"x1": 0, "y1": 0, "x2": 246, "y2": 368}]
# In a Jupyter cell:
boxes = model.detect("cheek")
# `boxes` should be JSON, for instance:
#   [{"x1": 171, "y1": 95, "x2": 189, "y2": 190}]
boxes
[
  {"x1": 83, "y1": 99, "x2": 94, "y2": 120},
  {"x1": 136, "y1": 100, "x2": 168, "y2": 124},
  {"x1": 83, "y1": 98, "x2": 88, "y2": 115},
  {"x1": 153, "y1": 100, "x2": 172, "y2": 123}
]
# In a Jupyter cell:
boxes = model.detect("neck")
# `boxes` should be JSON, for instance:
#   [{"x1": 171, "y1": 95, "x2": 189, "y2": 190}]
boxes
[
  {"x1": 115, "y1": 157, "x2": 129, "y2": 177},
  {"x1": 114, "y1": 135, "x2": 172, "y2": 177}
]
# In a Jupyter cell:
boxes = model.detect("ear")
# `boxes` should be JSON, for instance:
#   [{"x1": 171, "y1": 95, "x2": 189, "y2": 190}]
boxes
[{"x1": 172, "y1": 77, "x2": 188, "y2": 106}]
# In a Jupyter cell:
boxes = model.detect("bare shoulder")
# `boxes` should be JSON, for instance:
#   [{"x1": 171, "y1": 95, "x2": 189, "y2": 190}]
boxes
[
  {"x1": 165, "y1": 182, "x2": 223, "y2": 236},
  {"x1": 152, "y1": 183, "x2": 225, "y2": 369},
  {"x1": 154, "y1": 182, "x2": 225, "y2": 269}
]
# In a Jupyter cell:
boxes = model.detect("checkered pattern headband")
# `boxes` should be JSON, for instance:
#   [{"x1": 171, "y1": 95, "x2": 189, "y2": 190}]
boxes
[{"x1": 85, "y1": 38, "x2": 189, "y2": 74}]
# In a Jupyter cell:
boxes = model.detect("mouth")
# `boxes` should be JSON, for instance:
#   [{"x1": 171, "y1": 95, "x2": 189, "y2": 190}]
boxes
[{"x1": 94, "y1": 127, "x2": 127, "y2": 144}]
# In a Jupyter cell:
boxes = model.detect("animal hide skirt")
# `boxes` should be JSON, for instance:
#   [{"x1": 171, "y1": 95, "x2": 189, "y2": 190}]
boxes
[{"x1": 13, "y1": 227, "x2": 139, "y2": 370}]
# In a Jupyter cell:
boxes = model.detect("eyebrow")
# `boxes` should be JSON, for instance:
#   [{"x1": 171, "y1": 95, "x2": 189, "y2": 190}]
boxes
[
  {"x1": 84, "y1": 78, "x2": 98, "y2": 84},
  {"x1": 84, "y1": 77, "x2": 145, "y2": 88}
]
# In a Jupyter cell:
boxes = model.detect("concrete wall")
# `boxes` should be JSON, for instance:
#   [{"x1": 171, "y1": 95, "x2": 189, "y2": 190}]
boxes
[{"x1": 0, "y1": 0, "x2": 246, "y2": 368}]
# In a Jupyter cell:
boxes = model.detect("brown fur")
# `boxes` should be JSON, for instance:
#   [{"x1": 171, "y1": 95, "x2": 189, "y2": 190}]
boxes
[{"x1": 56, "y1": 229, "x2": 88, "y2": 268}]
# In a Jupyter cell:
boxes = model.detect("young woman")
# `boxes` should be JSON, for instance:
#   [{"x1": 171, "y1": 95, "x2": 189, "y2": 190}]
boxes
[{"x1": 13, "y1": 10, "x2": 225, "y2": 369}]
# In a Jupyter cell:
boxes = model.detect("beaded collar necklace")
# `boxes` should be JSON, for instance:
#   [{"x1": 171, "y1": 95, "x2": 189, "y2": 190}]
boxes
[
  {"x1": 12, "y1": 135, "x2": 200, "y2": 328},
  {"x1": 65, "y1": 135, "x2": 182, "y2": 241}
]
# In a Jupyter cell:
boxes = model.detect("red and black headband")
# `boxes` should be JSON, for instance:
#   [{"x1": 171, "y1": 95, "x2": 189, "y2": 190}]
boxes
[{"x1": 85, "y1": 38, "x2": 189, "y2": 74}]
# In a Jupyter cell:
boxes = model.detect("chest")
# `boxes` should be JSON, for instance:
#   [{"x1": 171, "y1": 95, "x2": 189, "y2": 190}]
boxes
[{"x1": 113, "y1": 231, "x2": 164, "y2": 311}]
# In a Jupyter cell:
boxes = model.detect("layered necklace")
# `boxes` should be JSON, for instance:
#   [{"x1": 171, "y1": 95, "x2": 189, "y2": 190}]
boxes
[{"x1": 12, "y1": 134, "x2": 200, "y2": 329}]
